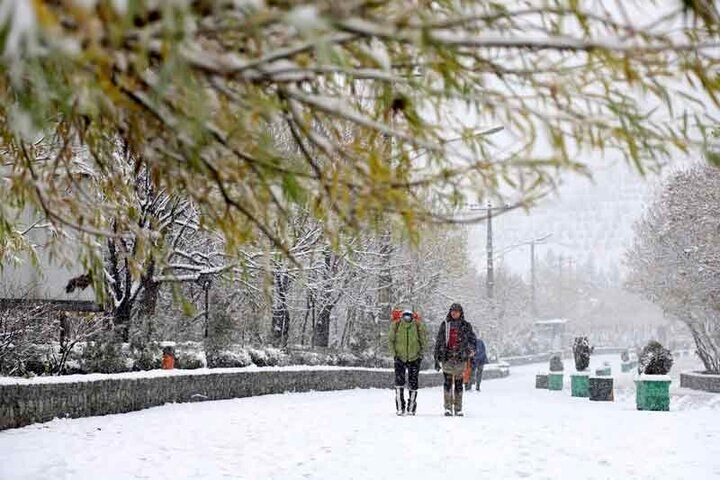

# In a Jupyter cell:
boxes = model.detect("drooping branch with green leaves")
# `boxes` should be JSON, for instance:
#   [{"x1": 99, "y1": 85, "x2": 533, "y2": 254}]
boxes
[{"x1": 0, "y1": 0, "x2": 718, "y2": 266}]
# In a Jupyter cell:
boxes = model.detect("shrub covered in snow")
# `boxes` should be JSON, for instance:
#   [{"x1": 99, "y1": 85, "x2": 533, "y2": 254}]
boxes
[
  {"x1": 549, "y1": 353, "x2": 564, "y2": 372},
  {"x1": 248, "y1": 347, "x2": 289, "y2": 367},
  {"x1": 334, "y1": 352, "x2": 362, "y2": 366},
  {"x1": 132, "y1": 343, "x2": 163, "y2": 371},
  {"x1": 174, "y1": 344, "x2": 207, "y2": 369},
  {"x1": 206, "y1": 347, "x2": 252, "y2": 368},
  {"x1": 287, "y1": 350, "x2": 327, "y2": 366},
  {"x1": 621, "y1": 349, "x2": 630, "y2": 362},
  {"x1": 638, "y1": 341, "x2": 673, "y2": 375},
  {"x1": 572, "y1": 337, "x2": 593, "y2": 371},
  {"x1": 0, "y1": 338, "x2": 399, "y2": 377},
  {"x1": 81, "y1": 339, "x2": 132, "y2": 374}
]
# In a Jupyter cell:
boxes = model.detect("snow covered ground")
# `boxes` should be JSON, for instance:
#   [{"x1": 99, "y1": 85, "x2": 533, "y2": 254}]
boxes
[{"x1": 1, "y1": 354, "x2": 718, "y2": 480}]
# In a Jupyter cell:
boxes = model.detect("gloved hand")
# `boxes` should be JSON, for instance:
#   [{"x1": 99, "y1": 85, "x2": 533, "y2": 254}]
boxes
[{"x1": 434, "y1": 361, "x2": 441, "y2": 372}]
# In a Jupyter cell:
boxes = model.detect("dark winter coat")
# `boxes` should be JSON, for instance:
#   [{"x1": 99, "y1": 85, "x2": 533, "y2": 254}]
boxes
[
  {"x1": 434, "y1": 306, "x2": 476, "y2": 363},
  {"x1": 472, "y1": 338, "x2": 489, "y2": 367}
]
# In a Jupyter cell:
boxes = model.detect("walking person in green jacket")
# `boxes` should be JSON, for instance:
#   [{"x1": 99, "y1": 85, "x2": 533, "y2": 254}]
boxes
[{"x1": 388, "y1": 309, "x2": 428, "y2": 416}]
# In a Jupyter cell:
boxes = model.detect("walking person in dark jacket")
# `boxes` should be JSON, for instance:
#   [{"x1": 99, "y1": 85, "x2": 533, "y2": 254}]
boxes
[
  {"x1": 388, "y1": 309, "x2": 428, "y2": 416},
  {"x1": 434, "y1": 303, "x2": 476, "y2": 416},
  {"x1": 468, "y1": 337, "x2": 489, "y2": 391}
]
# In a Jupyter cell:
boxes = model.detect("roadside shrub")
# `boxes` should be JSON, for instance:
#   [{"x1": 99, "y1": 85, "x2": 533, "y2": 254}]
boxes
[
  {"x1": 572, "y1": 337, "x2": 593, "y2": 371},
  {"x1": 175, "y1": 347, "x2": 207, "y2": 369},
  {"x1": 81, "y1": 339, "x2": 131, "y2": 373},
  {"x1": 133, "y1": 342, "x2": 163, "y2": 371},
  {"x1": 549, "y1": 353, "x2": 564, "y2": 372},
  {"x1": 621, "y1": 349, "x2": 630, "y2": 362},
  {"x1": 206, "y1": 347, "x2": 252, "y2": 368},
  {"x1": 638, "y1": 341, "x2": 673, "y2": 375}
]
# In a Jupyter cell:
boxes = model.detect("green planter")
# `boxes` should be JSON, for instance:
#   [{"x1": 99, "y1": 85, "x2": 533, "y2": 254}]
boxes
[
  {"x1": 635, "y1": 376, "x2": 671, "y2": 411},
  {"x1": 548, "y1": 372, "x2": 563, "y2": 391},
  {"x1": 535, "y1": 374, "x2": 549, "y2": 389},
  {"x1": 571, "y1": 373, "x2": 590, "y2": 397},
  {"x1": 595, "y1": 367, "x2": 611, "y2": 377},
  {"x1": 621, "y1": 361, "x2": 637, "y2": 373}
]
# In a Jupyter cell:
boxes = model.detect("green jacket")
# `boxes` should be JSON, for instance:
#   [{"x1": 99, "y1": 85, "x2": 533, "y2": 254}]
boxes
[{"x1": 388, "y1": 319, "x2": 428, "y2": 362}]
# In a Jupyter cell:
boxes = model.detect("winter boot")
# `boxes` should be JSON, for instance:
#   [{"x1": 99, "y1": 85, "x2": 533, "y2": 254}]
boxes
[
  {"x1": 453, "y1": 391, "x2": 463, "y2": 416},
  {"x1": 395, "y1": 387, "x2": 406, "y2": 416},
  {"x1": 407, "y1": 390, "x2": 418, "y2": 415},
  {"x1": 443, "y1": 390, "x2": 453, "y2": 416}
]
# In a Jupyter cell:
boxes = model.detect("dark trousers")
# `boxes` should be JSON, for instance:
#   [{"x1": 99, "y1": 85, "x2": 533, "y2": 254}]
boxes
[
  {"x1": 472, "y1": 364, "x2": 485, "y2": 387},
  {"x1": 443, "y1": 372, "x2": 464, "y2": 393},
  {"x1": 394, "y1": 358, "x2": 421, "y2": 390}
]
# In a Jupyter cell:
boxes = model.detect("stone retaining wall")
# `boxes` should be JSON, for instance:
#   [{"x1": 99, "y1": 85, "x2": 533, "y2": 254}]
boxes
[
  {"x1": 1, "y1": 366, "x2": 509, "y2": 430},
  {"x1": 680, "y1": 371, "x2": 720, "y2": 393},
  {"x1": 499, "y1": 347, "x2": 629, "y2": 367},
  {"x1": 500, "y1": 352, "x2": 558, "y2": 366}
]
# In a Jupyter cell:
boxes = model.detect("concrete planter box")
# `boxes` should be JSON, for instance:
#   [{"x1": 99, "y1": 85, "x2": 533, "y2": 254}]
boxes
[
  {"x1": 535, "y1": 374, "x2": 549, "y2": 389},
  {"x1": 680, "y1": 371, "x2": 720, "y2": 393},
  {"x1": 548, "y1": 372, "x2": 563, "y2": 391},
  {"x1": 588, "y1": 376, "x2": 613, "y2": 401},
  {"x1": 570, "y1": 372, "x2": 590, "y2": 397},
  {"x1": 635, "y1": 375, "x2": 671, "y2": 411}
]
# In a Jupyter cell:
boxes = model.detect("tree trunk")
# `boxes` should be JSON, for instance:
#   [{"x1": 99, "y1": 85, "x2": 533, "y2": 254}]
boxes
[
  {"x1": 686, "y1": 316, "x2": 720, "y2": 374},
  {"x1": 114, "y1": 300, "x2": 132, "y2": 342},
  {"x1": 340, "y1": 306, "x2": 355, "y2": 350},
  {"x1": 312, "y1": 304, "x2": 333, "y2": 348},
  {"x1": 301, "y1": 292, "x2": 312, "y2": 346},
  {"x1": 137, "y1": 260, "x2": 160, "y2": 342},
  {"x1": 376, "y1": 234, "x2": 394, "y2": 350},
  {"x1": 311, "y1": 249, "x2": 338, "y2": 348},
  {"x1": 271, "y1": 269, "x2": 291, "y2": 347}
]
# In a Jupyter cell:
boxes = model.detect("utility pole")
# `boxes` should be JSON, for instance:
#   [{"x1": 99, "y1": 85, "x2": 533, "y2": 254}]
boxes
[
  {"x1": 528, "y1": 233, "x2": 552, "y2": 319},
  {"x1": 467, "y1": 201, "x2": 509, "y2": 348},
  {"x1": 530, "y1": 239, "x2": 536, "y2": 318},
  {"x1": 469, "y1": 201, "x2": 508, "y2": 300},
  {"x1": 486, "y1": 200, "x2": 494, "y2": 301}
]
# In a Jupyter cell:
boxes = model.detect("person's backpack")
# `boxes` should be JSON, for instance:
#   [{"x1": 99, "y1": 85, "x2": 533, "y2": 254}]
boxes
[{"x1": 390, "y1": 309, "x2": 421, "y2": 339}]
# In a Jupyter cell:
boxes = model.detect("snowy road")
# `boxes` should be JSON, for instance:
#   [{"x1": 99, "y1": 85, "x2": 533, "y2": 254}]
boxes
[{"x1": 1, "y1": 355, "x2": 719, "y2": 480}]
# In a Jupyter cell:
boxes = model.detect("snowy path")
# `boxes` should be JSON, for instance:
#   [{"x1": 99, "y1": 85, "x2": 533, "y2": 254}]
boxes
[{"x1": 1, "y1": 355, "x2": 719, "y2": 480}]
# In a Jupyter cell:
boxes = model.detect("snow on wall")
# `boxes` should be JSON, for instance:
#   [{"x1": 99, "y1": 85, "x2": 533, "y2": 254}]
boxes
[
  {"x1": 680, "y1": 372, "x2": 720, "y2": 393},
  {"x1": 0, "y1": 365, "x2": 510, "y2": 430}
]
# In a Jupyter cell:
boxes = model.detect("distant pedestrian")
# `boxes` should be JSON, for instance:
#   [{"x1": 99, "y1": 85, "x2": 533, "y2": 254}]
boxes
[
  {"x1": 469, "y1": 337, "x2": 488, "y2": 391},
  {"x1": 434, "y1": 303, "x2": 476, "y2": 416},
  {"x1": 388, "y1": 309, "x2": 428, "y2": 416}
]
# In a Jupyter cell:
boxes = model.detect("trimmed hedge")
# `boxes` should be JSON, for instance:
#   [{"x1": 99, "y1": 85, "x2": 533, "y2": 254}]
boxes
[{"x1": 4, "y1": 342, "x2": 396, "y2": 379}]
